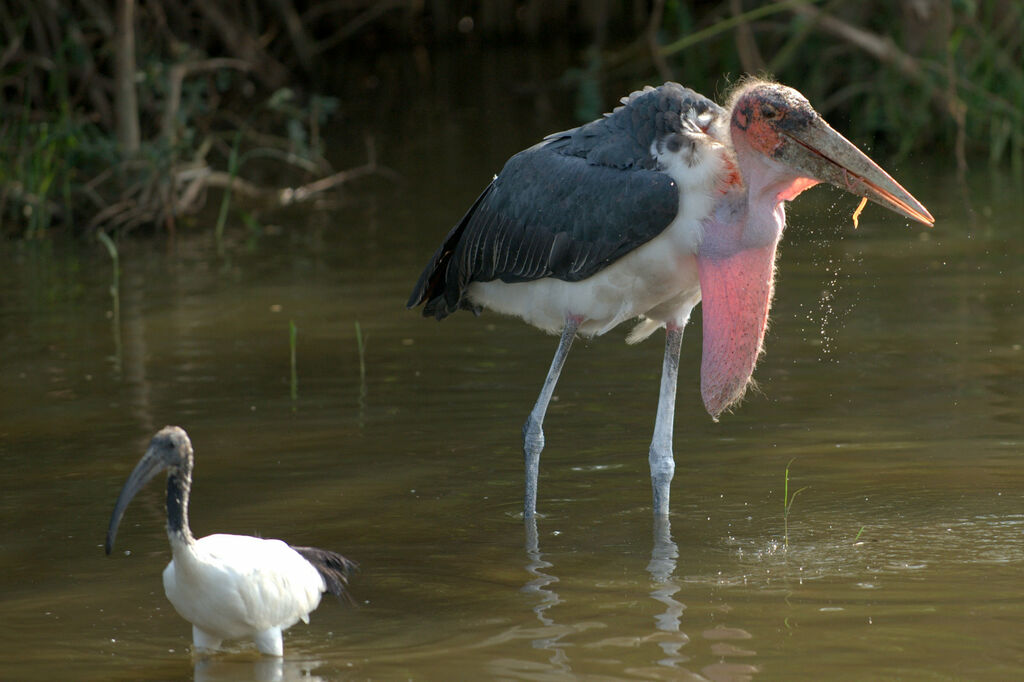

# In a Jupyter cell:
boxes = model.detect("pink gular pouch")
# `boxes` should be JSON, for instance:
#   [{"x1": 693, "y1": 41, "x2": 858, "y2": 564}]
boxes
[
  {"x1": 696, "y1": 175, "x2": 822, "y2": 420},
  {"x1": 698, "y1": 240, "x2": 778, "y2": 420}
]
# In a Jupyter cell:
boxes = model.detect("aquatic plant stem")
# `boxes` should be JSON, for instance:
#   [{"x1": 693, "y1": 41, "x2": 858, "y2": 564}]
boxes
[
  {"x1": 355, "y1": 321, "x2": 367, "y2": 407},
  {"x1": 97, "y1": 230, "x2": 122, "y2": 373},
  {"x1": 215, "y1": 130, "x2": 243, "y2": 257},
  {"x1": 783, "y1": 457, "x2": 809, "y2": 550},
  {"x1": 289, "y1": 320, "x2": 298, "y2": 402}
]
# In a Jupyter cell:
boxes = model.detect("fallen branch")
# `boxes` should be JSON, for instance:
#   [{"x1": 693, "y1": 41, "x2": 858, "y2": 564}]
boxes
[
  {"x1": 199, "y1": 171, "x2": 267, "y2": 201},
  {"x1": 199, "y1": 136, "x2": 399, "y2": 208}
]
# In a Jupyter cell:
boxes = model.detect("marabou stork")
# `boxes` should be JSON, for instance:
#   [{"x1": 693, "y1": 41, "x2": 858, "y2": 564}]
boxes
[
  {"x1": 105, "y1": 426, "x2": 356, "y2": 656},
  {"x1": 407, "y1": 80, "x2": 934, "y2": 519}
]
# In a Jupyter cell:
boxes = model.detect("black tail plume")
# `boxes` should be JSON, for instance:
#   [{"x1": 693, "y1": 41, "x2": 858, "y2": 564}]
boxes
[{"x1": 292, "y1": 545, "x2": 358, "y2": 601}]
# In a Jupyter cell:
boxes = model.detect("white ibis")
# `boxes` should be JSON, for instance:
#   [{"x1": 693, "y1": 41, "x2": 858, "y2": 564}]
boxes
[
  {"x1": 105, "y1": 426, "x2": 356, "y2": 656},
  {"x1": 408, "y1": 79, "x2": 934, "y2": 518}
]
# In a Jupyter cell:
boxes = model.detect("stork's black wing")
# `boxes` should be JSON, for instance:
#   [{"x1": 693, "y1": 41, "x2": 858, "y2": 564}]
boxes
[{"x1": 408, "y1": 82, "x2": 723, "y2": 320}]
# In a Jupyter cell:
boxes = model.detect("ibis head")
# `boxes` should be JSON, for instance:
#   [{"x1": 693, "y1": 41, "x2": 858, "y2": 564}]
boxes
[{"x1": 105, "y1": 426, "x2": 194, "y2": 555}]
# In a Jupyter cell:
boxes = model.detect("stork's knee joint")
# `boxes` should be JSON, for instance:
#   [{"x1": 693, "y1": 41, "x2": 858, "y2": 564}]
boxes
[
  {"x1": 649, "y1": 449, "x2": 675, "y2": 481},
  {"x1": 523, "y1": 416, "x2": 545, "y2": 454}
]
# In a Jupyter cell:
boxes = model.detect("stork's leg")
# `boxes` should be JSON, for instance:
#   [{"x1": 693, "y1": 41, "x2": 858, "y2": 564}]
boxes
[
  {"x1": 649, "y1": 324, "x2": 684, "y2": 516},
  {"x1": 192, "y1": 626, "x2": 223, "y2": 653},
  {"x1": 523, "y1": 315, "x2": 581, "y2": 518},
  {"x1": 253, "y1": 626, "x2": 284, "y2": 656}
]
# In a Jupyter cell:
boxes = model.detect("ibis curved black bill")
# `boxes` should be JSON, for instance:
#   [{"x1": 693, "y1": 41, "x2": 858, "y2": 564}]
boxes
[
  {"x1": 778, "y1": 117, "x2": 934, "y2": 226},
  {"x1": 104, "y1": 448, "x2": 167, "y2": 555}
]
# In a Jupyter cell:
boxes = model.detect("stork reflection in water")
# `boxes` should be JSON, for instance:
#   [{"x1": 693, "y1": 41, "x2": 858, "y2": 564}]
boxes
[
  {"x1": 409, "y1": 79, "x2": 933, "y2": 518},
  {"x1": 105, "y1": 426, "x2": 356, "y2": 656}
]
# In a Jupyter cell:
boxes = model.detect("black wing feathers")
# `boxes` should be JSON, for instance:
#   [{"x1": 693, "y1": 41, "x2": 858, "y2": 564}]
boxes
[
  {"x1": 408, "y1": 82, "x2": 723, "y2": 320},
  {"x1": 292, "y1": 545, "x2": 358, "y2": 601}
]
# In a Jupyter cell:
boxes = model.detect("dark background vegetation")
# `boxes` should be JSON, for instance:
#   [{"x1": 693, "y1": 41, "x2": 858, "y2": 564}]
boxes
[{"x1": 1, "y1": 0, "x2": 1021, "y2": 239}]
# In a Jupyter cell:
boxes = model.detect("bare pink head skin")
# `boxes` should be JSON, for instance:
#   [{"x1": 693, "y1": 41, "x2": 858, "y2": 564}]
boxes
[{"x1": 697, "y1": 80, "x2": 934, "y2": 419}]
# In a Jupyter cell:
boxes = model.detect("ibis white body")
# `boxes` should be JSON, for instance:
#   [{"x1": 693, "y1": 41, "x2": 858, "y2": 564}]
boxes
[{"x1": 163, "y1": 534, "x2": 329, "y2": 656}]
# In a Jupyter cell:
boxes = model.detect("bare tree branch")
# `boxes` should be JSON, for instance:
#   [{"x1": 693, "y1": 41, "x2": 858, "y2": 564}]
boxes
[
  {"x1": 193, "y1": 2, "x2": 289, "y2": 88},
  {"x1": 645, "y1": 0, "x2": 673, "y2": 82},
  {"x1": 793, "y1": 4, "x2": 923, "y2": 80},
  {"x1": 114, "y1": 0, "x2": 140, "y2": 155},
  {"x1": 731, "y1": 0, "x2": 766, "y2": 73}
]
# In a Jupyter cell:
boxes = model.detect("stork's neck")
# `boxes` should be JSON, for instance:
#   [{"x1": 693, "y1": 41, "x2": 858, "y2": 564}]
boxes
[
  {"x1": 703, "y1": 170, "x2": 785, "y2": 259},
  {"x1": 166, "y1": 470, "x2": 195, "y2": 545},
  {"x1": 726, "y1": 130, "x2": 819, "y2": 241}
]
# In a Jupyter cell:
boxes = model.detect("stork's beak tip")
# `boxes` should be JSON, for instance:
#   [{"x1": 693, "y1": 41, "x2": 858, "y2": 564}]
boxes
[{"x1": 920, "y1": 207, "x2": 936, "y2": 228}]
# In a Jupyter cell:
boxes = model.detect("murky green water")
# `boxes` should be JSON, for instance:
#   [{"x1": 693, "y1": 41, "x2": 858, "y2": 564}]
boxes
[{"x1": 3, "y1": 53, "x2": 1023, "y2": 679}]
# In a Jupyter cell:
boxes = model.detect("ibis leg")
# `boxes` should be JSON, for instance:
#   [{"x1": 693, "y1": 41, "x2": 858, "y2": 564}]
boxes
[
  {"x1": 253, "y1": 626, "x2": 284, "y2": 656},
  {"x1": 523, "y1": 316, "x2": 581, "y2": 518},
  {"x1": 192, "y1": 625, "x2": 223, "y2": 653},
  {"x1": 649, "y1": 324, "x2": 683, "y2": 516}
]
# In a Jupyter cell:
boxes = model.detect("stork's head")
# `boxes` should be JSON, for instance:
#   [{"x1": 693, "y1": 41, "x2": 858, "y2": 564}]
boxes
[
  {"x1": 105, "y1": 426, "x2": 194, "y2": 554},
  {"x1": 727, "y1": 80, "x2": 933, "y2": 225},
  {"x1": 697, "y1": 80, "x2": 933, "y2": 420}
]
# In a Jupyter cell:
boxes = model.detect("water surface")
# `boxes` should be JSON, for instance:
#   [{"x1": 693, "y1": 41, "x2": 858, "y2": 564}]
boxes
[{"x1": 2, "y1": 54, "x2": 1023, "y2": 680}]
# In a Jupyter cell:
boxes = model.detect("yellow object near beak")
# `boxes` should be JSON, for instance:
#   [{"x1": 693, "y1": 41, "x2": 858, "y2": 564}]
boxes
[{"x1": 852, "y1": 196, "x2": 868, "y2": 229}]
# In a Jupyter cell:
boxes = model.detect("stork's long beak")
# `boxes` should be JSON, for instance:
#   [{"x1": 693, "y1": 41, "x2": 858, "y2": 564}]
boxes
[
  {"x1": 105, "y1": 448, "x2": 166, "y2": 554},
  {"x1": 777, "y1": 117, "x2": 934, "y2": 226}
]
